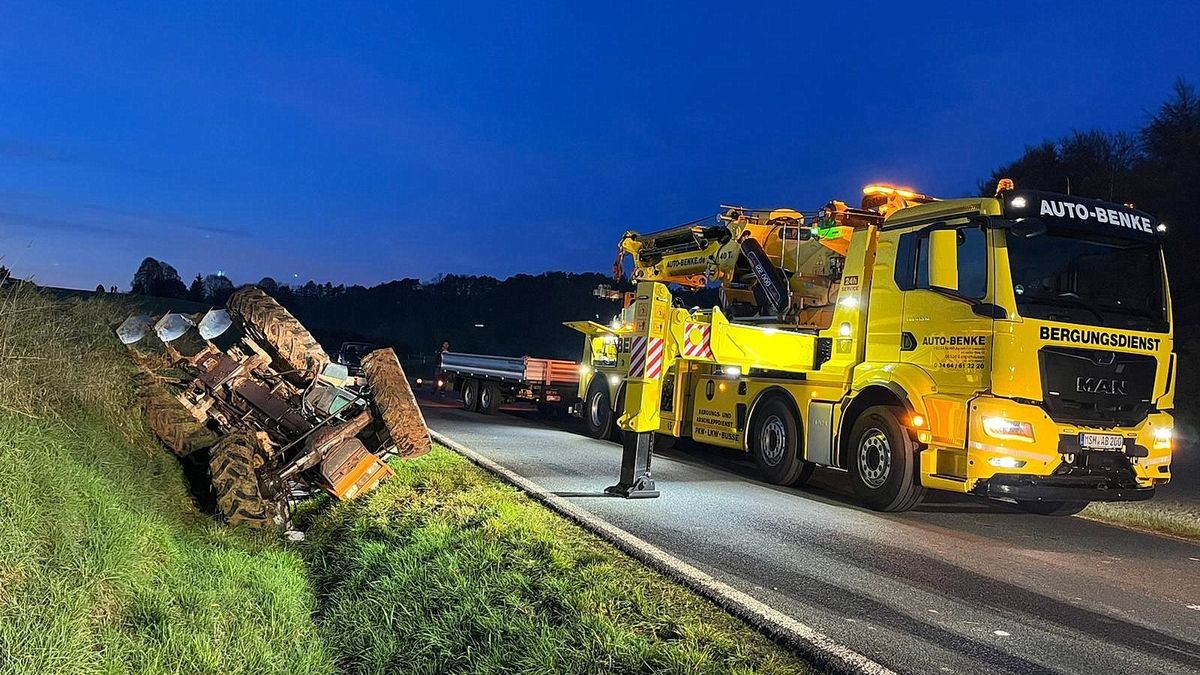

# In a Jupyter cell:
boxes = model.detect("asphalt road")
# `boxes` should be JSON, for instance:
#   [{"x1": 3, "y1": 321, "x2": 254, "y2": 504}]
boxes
[{"x1": 418, "y1": 393, "x2": 1200, "y2": 674}]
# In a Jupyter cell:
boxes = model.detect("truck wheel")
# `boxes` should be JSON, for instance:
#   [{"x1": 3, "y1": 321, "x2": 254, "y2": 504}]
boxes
[
  {"x1": 584, "y1": 382, "x2": 613, "y2": 439},
  {"x1": 479, "y1": 382, "x2": 501, "y2": 415},
  {"x1": 610, "y1": 385, "x2": 627, "y2": 443},
  {"x1": 226, "y1": 286, "x2": 329, "y2": 381},
  {"x1": 461, "y1": 379, "x2": 480, "y2": 412},
  {"x1": 361, "y1": 348, "x2": 431, "y2": 459},
  {"x1": 848, "y1": 406, "x2": 925, "y2": 511},
  {"x1": 750, "y1": 397, "x2": 814, "y2": 486},
  {"x1": 1015, "y1": 500, "x2": 1088, "y2": 516},
  {"x1": 209, "y1": 433, "x2": 288, "y2": 530}
]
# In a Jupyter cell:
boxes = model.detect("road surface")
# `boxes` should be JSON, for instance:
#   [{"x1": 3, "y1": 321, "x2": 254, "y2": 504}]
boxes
[{"x1": 419, "y1": 395, "x2": 1199, "y2": 674}]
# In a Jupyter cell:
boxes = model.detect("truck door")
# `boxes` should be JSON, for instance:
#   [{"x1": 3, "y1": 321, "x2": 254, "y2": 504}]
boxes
[{"x1": 894, "y1": 222, "x2": 993, "y2": 394}]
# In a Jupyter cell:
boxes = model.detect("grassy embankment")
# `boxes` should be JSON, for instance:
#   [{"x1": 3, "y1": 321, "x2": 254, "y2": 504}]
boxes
[
  {"x1": 0, "y1": 285, "x2": 810, "y2": 674},
  {"x1": 0, "y1": 286, "x2": 332, "y2": 674},
  {"x1": 1082, "y1": 500, "x2": 1200, "y2": 540}
]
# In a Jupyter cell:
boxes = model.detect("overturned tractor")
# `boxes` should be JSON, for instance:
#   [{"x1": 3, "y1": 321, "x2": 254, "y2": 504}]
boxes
[{"x1": 117, "y1": 286, "x2": 429, "y2": 529}]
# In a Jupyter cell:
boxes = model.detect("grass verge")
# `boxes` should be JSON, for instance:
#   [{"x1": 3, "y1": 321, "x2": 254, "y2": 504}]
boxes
[
  {"x1": 1081, "y1": 501, "x2": 1200, "y2": 540},
  {"x1": 0, "y1": 286, "x2": 332, "y2": 674},
  {"x1": 2, "y1": 285, "x2": 814, "y2": 674},
  {"x1": 298, "y1": 446, "x2": 812, "y2": 675}
]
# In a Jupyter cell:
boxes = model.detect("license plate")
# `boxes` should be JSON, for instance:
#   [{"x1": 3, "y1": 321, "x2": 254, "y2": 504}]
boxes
[{"x1": 1079, "y1": 433, "x2": 1125, "y2": 451}]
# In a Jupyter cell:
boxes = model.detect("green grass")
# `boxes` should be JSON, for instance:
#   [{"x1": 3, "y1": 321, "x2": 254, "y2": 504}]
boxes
[
  {"x1": 0, "y1": 286, "x2": 332, "y2": 674},
  {"x1": 1, "y1": 285, "x2": 812, "y2": 674},
  {"x1": 1082, "y1": 501, "x2": 1200, "y2": 540},
  {"x1": 298, "y1": 447, "x2": 812, "y2": 675}
]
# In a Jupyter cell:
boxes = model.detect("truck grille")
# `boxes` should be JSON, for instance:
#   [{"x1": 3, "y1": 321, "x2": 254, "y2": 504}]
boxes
[{"x1": 1037, "y1": 346, "x2": 1157, "y2": 427}]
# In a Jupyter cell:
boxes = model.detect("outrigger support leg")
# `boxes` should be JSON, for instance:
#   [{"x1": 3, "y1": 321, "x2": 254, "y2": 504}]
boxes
[{"x1": 605, "y1": 431, "x2": 659, "y2": 498}]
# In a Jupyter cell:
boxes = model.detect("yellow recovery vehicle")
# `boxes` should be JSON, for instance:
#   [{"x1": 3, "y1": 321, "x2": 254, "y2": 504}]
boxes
[{"x1": 569, "y1": 183, "x2": 1175, "y2": 513}]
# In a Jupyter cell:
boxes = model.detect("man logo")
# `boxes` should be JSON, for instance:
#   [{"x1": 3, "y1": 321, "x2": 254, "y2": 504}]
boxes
[{"x1": 1076, "y1": 377, "x2": 1128, "y2": 396}]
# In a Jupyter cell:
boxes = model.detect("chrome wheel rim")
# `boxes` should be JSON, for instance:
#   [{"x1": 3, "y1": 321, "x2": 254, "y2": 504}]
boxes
[
  {"x1": 480, "y1": 387, "x2": 491, "y2": 409},
  {"x1": 760, "y1": 415, "x2": 787, "y2": 467},
  {"x1": 464, "y1": 384, "x2": 475, "y2": 407},
  {"x1": 857, "y1": 428, "x2": 891, "y2": 489}
]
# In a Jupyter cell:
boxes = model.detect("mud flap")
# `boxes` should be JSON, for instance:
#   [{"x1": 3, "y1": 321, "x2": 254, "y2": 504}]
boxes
[{"x1": 362, "y1": 348, "x2": 432, "y2": 459}]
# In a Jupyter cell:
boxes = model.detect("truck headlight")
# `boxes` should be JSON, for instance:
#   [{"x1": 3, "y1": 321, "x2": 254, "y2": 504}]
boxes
[
  {"x1": 1153, "y1": 426, "x2": 1173, "y2": 450},
  {"x1": 982, "y1": 416, "x2": 1035, "y2": 442}
]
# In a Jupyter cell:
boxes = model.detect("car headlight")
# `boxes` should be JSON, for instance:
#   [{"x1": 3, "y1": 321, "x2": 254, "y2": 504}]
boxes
[
  {"x1": 1153, "y1": 426, "x2": 1173, "y2": 450},
  {"x1": 981, "y1": 416, "x2": 1035, "y2": 442}
]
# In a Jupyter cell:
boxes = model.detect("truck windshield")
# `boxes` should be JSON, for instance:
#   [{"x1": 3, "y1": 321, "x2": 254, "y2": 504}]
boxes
[{"x1": 1005, "y1": 228, "x2": 1168, "y2": 333}]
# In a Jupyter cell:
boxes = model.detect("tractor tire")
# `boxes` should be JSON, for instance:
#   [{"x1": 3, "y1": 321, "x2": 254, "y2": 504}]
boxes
[
  {"x1": 362, "y1": 348, "x2": 431, "y2": 459},
  {"x1": 208, "y1": 433, "x2": 288, "y2": 529},
  {"x1": 136, "y1": 375, "x2": 217, "y2": 457},
  {"x1": 226, "y1": 286, "x2": 329, "y2": 379}
]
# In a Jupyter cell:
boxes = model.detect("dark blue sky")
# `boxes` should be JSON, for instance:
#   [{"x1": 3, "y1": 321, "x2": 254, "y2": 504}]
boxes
[{"x1": 2, "y1": 1, "x2": 1198, "y2": 289}]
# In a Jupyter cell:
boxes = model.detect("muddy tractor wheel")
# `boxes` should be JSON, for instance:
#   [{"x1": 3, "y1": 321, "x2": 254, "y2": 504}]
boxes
[
  {"x1": 136, "y1": 375, "x2": 217, "y2": 457},
  {"x1": 209, "y1": 433, "x2": 288, "y2": 529},
  {"x1": 362, "y1": 347, "x2": 432, "y2": 459},
  {"x1": 226, "y1": 286, "x2": 329, "y2": 378}
]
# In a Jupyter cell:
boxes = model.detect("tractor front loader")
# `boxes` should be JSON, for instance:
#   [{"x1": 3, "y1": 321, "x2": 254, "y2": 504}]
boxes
[{"x1": 117, "y1": 286, "x2": 430, "y2": 529}]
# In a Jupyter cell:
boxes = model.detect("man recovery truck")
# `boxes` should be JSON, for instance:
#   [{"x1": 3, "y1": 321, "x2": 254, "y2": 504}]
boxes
[{"x1": 569, "y1": 183, "x2": 1175, "y2": 514}]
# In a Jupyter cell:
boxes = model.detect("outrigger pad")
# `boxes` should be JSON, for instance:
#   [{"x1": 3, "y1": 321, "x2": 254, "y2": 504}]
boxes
[{"x1": 362, "y1": 348, "x2": 432, "y2": 459}]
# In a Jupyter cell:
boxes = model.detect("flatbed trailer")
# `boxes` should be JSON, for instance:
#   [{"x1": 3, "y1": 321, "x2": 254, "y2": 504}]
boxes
[{"x1": 440, "y1": 351, "x2": 580, "y2": 416}]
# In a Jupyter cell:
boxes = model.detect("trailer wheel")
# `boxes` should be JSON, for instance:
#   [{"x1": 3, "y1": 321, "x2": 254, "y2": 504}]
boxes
[
  {"x1": 209, "y1": 433, "x2": 288, "y2": 530},
  {"x1": 479, "y1": 382, "x2": 501, "y2": 415},
  {"x1": 1014, "y1": 500, "x2": 1088, "y2": 516},
  {"x1": 584, "y1": 382, "x2": 613, "y2": 439},
  {"x1": 749, "y1": 396, "x2": 814, "y2": 486},
  {"x1": 461, "y1": 379, "x2": 480, "y2": 412},
  {"x1": 847, "y1": 406, "x2": 925, "y2": 512},
  {"x1": 610, "y1": 384, "x2": 627, "y2": 443}
]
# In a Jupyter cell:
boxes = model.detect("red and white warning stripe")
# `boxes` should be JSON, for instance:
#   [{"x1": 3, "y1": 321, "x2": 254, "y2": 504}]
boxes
[
  {"x1": 628, "y1": 336, "x2": 665, "y2": 379},
  {"x1": 645, "y1": 337, "x2": 664, "y2": 378},
  {"x1": 683, "y1": 322, "x2": 713, "y2": 359},
  {"x1": 629, "y1": 336, "x2": 647, "y2": 377}
]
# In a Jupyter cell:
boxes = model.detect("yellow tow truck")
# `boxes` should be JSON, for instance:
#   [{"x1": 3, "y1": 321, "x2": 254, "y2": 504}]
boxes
[{"x1": 569, "y1": 183, "x2": 1175, "y2": 513}]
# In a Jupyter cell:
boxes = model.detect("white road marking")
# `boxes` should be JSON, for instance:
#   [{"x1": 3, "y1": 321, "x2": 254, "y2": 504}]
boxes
[
  {"x1": 993, "y1": 630, "x2": 1011, "y2": 637},
  {"x1": 434, "y1": 430, "x2": 899, "y2": 675},
  {"x1": 1186, "y1": 604, "x2": 1200, "y2": 611}
]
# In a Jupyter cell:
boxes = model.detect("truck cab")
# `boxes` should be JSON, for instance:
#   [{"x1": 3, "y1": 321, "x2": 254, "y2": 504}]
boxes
[
  {"x1": 570, "y1": 186, "x2": 1174, "y2": 513},
  {"x1": 865, "y1": 189, "x2": 1172, "y2": 510}
]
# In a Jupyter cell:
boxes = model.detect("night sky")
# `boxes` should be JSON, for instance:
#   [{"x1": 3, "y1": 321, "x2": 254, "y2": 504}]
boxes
[{"x1": 1, "y1": 2, "x2": 1198, "y2": 290}]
